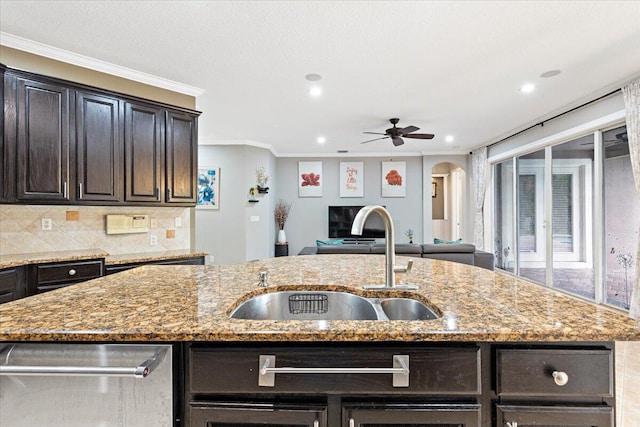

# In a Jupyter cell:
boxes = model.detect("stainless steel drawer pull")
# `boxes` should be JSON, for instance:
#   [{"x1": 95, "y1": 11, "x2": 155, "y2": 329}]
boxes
[
  {"x1": 552, "y1": 370, "x2": 569, "y2": 386},
  {"x1": 258, "y1": 354, "x2": 409, "y2": 387},
  {"x1": 68, "y1": 269, "x2": 77, "y2": 276},
  {"x1": 0, "y1": 346, "x2": 167, "y2": 379}
]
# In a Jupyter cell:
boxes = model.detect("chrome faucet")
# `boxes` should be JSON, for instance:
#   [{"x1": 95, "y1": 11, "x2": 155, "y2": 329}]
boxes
[{"x1": 351, "y1": 205, "x2": 416, "y2": 290}]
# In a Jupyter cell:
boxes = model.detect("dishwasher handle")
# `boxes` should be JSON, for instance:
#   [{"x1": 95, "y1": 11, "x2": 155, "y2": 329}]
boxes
[{"x1": 0, "y1": 345, "x2": 168, "y2": 379}]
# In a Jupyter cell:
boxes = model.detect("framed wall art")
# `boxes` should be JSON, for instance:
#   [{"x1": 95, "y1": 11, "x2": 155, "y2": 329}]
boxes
[
  {"x1": 340, "y1": 162, "x2": 364, "y2": 197},
  {"x1": 298, "y1": 161, "x2": 323, "y2": 197},
  {"x1": 381, "y1": 161, "x2": 406, "y2": 197},
  {"x1": 197, "y1": 167, "x2": 220, "y2": 209}
]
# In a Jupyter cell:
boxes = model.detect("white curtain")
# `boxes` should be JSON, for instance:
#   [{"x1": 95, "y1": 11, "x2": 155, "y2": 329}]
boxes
[
  {"x1": 472, "y1": 147, "x2": 488, "y2": 250},
  {"x1": 622, "y1": 79, "x2": 640, "y2": 319}
]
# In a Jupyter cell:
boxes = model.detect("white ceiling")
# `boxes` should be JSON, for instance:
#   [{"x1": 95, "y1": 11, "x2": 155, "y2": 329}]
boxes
[{"x1": 1, "y1": 1, "x2": 639, "y2": 157}]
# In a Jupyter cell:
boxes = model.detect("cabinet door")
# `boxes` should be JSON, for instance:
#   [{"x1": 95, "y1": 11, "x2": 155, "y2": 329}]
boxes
[
  {"x1": 16, "y1": 77, "x2": 71, "y2": 201},
  {"x1": 0, "y1": 267, "x2": 26, "y2": 303},
  {"x1": 75, "y1": 92, "x2": 122, "y2": 202},
  {"x1": 189, "y1": 402, "x2": 327, "y2": 426},
  {"x1": 344, "y1": 403, "x2": 480, "y2": 426},
  {"x1": 496, "y1": 405, "x2": 613, "y2": 427},
  {"x1": 124, "y1": 102, "x2": 164, "y2": 202},
  {"x1": 165, "y1": 110, "x2": 197, "y2": 204}
]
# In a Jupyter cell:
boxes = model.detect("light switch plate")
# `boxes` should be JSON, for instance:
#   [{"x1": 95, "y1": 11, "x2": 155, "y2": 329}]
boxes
[
  {"x1": 174, "y1": 217, "x2": 182, "y2": 227},
  {"x1": 41, "y1": 218, "x2": 52, "y2": 231},
  {"x1": 149, "y1": 235, "x2": 158, "y2": 246}
]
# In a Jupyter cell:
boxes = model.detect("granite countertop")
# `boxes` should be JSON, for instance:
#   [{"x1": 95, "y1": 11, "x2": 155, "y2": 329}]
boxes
[
  {"x1": 0, "y1": 249, "x2": 110, "y2": 268},
  {"x1": 1, "y1": 255, "x2": 638, "y2": 343},
  {"x1": 0, "y1": 249, "x2": 207, "y2": 269},
  {"x1": 105, "y1": 250, "x2": 208, "y2": 265}
]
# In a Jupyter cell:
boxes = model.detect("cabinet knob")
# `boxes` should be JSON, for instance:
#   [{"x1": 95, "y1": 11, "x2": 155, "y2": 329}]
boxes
[
  {"x1": 552, "y1": 370, "x2": 569, "y2": 386},
  {"x1": 68, "y1": 269, "x2": 77, "y2": 276}
]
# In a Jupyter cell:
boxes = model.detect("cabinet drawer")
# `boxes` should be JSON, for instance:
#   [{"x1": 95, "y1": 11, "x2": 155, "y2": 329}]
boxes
[
  {"x1": 35, "y1": 260, "x2": 103, "y2": 285},
  {"x1": 189, "y1": 345, "x2": 481, "y2": 395},
  {"x1": 496, "y1": 348, "x2": 613, "y2": 397},
  {"x1": 497, "y1": 404, "x2": 614, "y2": 426}
]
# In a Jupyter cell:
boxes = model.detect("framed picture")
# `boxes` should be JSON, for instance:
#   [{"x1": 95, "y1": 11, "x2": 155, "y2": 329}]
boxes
[
  {"x1": 381, "y1": 161, "x2": 406, "y2": 197},
  {"x1": 340, "y1": 162, "x2": 364, "y2": 197},
  {"x1": 197, "y1": 167, "x2": 220, "y2": 209},
  {"x1": 298, "y1": 161, "x2": 322, "y2": 197}
]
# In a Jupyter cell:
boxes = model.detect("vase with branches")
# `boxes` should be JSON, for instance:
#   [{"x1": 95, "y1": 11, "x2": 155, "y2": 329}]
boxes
[{"x1": 274, "y1": 199, "x2": 292, "y2": 244}]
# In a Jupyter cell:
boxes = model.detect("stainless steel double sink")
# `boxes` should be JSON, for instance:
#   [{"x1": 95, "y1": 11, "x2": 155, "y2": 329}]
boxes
[{"x1": 229, "y1": 291, "x2": 439, "y2": 321}]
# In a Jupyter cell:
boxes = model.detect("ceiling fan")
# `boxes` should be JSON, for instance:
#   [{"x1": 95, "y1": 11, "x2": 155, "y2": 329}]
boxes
[{"x1": 361, "y1": 118, "x2": 435, "y2": 146}]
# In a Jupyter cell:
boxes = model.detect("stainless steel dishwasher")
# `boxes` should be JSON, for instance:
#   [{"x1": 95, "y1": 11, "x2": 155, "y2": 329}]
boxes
[{"x1": 0, "y1": 343, "x2": 173, "y2": 426}]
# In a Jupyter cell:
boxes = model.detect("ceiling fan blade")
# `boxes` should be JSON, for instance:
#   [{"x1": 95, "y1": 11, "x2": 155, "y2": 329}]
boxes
[
  {"x1": 361, "y1": 136, "x2": 390, "y2": 144},
  {"x1": 403, "y1": 133, "x2": 435, "y2": 140},
  {"x1": 363, "y1": 131, "x2": 387, "y2": 135},
  {"x1": 391, "y1": 136, "x2": 404, "y2": 146},
  {"x1": 400, "y1": 125, "x2": 419, "y2": 134}
]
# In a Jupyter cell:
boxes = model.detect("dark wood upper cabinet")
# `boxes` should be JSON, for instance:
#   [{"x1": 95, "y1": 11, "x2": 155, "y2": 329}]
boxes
[
  {"x1": 165, "y1": 110, "x2": 197, "y2": 204},
  {"x1": 16, "y1": 77, "x2": 71, "y2": 201},
  {"x1": 2, "y1": 65, "x2": 200, "y2": 206},
  {"x1": 75, "y1": 91, "x2": 122, "y2": 202},
  {"x1": 124, "y1": 102, "x2": 164, "y2": 203}
]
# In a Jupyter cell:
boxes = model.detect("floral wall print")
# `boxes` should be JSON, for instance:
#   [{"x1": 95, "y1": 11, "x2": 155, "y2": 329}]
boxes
[
  {"x1": 197, "y1": 167, "x2": 220, "y2": 209},
  {"x1": 381, "y1": 161, "x2": 406, "y2": 197},
  {"x1": 298, "y1": 161, "x2": 322, "y2": 197},
  {"x1": 340, "y1": 162, "x2": 364, "y2": 197}
]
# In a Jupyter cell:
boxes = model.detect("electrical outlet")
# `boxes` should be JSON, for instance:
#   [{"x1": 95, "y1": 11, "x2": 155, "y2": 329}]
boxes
[
  {"x1": 174, "y1": 217, "x2": 182, "y2": 227},
  {"x1": 41, "y1": 218, "x2": 52, "y2": 231},
  {"x1": 149, "y1": 235, "x2": 158, "y2": 246}
]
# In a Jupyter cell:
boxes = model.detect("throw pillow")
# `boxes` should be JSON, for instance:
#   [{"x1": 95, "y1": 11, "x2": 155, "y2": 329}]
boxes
[
  {"x1": 434, "y1": 238, "x2": 463, "y2": 244},
  {"x1": 316, "y1": 239, "x2": 344, "y2": 246}
]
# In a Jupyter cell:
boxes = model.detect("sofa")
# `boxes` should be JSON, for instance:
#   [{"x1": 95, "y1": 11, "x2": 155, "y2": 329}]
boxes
[{"x1": 298, "y1": 242, "x2": 495, "y2": 270}]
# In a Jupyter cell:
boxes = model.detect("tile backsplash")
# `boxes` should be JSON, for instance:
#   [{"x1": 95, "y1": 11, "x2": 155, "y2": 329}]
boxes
[{"x1": 0, "y1": 205, "x2": 191, "y2": 255}]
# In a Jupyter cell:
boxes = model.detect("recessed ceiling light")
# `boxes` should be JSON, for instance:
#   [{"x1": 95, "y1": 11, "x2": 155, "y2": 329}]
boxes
[
  {"x1": 520, "y1": 83, "x2": 535, "y2": 93},
  {"x1": 317, "y1": 136, "x2": 326, "y2": 144},
  {"x1": 305, "y1": 73, "x2": 322, "y2": 81},
  {"x1": 445, "y1": 135, "x2": 454, "y2": 143},
  {"x1": 540, "y1": 69, "x2": 561, "y2": 78},
  {"x1": 309, "y1": 86, "x2": 322, "y2": 97}
]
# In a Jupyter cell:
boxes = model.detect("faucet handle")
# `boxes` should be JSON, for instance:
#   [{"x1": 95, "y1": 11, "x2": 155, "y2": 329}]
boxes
[
  {"x1": 394, "y1": 259, "x2": 413, "y2": 274},
  {"x1": 257, "y1": 270, "x2": 269, "y2": 287}
]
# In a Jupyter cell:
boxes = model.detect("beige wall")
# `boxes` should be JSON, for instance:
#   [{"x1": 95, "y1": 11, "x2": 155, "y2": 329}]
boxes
[{"x1": 0, "y1": 46, "x2": 195, "y2": 109}]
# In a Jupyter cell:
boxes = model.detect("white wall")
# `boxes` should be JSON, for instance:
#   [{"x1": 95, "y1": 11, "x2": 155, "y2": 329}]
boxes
[
  {"x1": 423, "y1": 155, "x2": 471, "y2": 244},
  {"x1": 196, "y1": 145, "x2": 276, "y2": 264},
  {"x1": 275, "y1": 157, "x2": 425, "y2": 256},
  {"x1": 196, "y1": 147, "x2": 475, "y2": 263}
]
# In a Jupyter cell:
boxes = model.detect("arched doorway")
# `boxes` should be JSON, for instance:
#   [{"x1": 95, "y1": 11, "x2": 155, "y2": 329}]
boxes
[{"x1": 431, "y1": 162, "x2": 465, "y2": 242}]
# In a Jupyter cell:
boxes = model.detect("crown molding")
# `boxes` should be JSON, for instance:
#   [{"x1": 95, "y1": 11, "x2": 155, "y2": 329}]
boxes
[{"x1": 0, "y1": 32, "x2": 205, "y2": 97}]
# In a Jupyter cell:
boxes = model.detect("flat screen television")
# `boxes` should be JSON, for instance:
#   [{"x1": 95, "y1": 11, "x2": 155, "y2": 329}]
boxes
[{"x1": 328, "y1": 206, "x2": 386, "y2": 239}]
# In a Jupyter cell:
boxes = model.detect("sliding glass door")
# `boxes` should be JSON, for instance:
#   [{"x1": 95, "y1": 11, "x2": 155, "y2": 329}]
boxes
[
  {"x1": 603, "y1": 125, "x2": 638, "y2": 309},
  {"x1": 550, "y1": 136, "x2": 595, "y2": 300},
  {"x1": 492, "y1": 123, "x2": 635, "y2": 310}
]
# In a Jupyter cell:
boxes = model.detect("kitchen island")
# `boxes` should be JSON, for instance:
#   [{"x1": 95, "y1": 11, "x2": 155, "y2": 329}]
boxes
[
  {"x1": 1, "y1": 254, "x2": 637, "y2": 342},
  {"x1": 1, "y1": 255, "x2": 638, "y2": 427}
]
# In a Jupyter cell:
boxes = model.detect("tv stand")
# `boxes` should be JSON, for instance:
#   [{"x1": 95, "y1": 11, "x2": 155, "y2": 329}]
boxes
[{"x1": 343, "y1": 238, "x2": 377, "y2": 244}]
